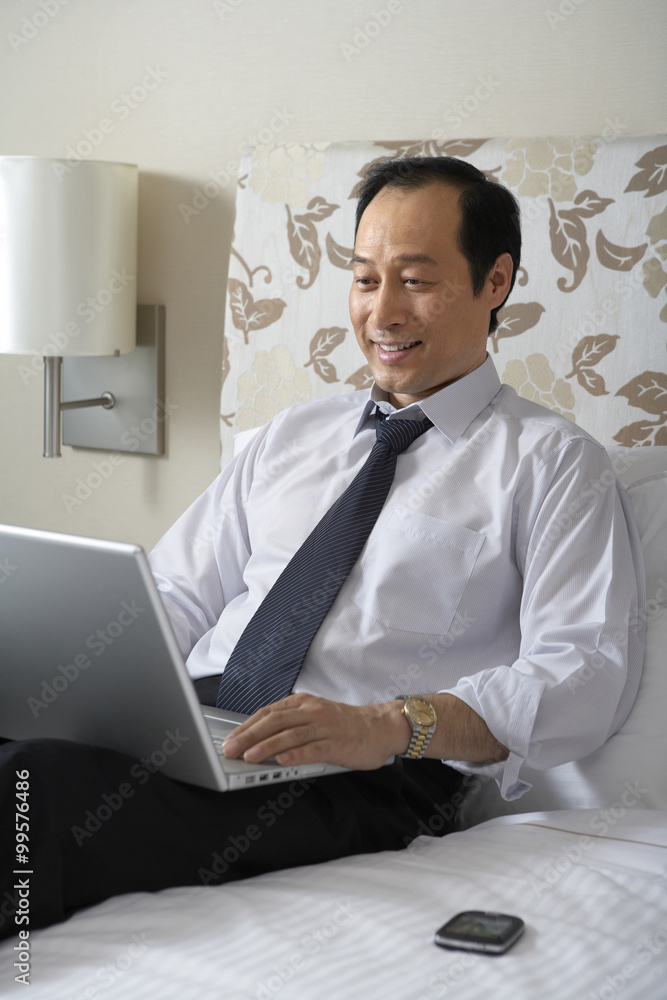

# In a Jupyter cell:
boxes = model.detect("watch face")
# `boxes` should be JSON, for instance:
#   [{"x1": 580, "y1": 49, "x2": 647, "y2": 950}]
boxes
[{"x1": 407, "y1": 697, "x2": 436, "y2": 726}]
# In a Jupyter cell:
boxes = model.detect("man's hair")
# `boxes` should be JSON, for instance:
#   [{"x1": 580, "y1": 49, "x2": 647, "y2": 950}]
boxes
[{"x1": 354, "y1": 156, "x2": 521, "y2": 334}]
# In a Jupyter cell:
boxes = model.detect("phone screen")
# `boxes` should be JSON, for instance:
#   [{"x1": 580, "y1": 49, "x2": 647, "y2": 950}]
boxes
[{"x1": 446, "y1": 912, "x2": 516, "y2": 938}]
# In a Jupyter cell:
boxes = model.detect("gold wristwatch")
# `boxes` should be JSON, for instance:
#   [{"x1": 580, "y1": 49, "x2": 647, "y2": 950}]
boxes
[{"x1": 398, "y1": 695, "x2": 437, "y2": 759}]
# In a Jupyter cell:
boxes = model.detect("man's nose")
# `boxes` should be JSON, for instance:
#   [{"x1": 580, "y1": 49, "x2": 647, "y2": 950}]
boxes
[{"x1": 369, "y1": 281, "x2": 408, "y2": 330}]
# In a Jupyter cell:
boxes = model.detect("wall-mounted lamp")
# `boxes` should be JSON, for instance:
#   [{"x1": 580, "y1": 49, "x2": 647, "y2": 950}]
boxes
[{"x1": 0, "y1": 156, "x2": 165, "y2": 457}]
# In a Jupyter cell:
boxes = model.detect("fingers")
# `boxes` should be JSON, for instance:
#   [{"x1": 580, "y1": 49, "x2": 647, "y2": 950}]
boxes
[
  {"x1": 222, "y1": 695, "x2": 322, "y2": 763},
  {"x1": 221, "y1": 695, "x2": 390, "y2": 771}
]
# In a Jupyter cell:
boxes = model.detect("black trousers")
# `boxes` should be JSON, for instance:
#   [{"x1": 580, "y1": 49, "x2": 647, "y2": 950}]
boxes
[{"x1": 0, "y1": 678, "x2": 464, "y2": 940}]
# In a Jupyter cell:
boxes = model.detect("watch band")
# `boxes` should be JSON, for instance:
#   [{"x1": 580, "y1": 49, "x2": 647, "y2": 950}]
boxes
[{"x1": 403, "y1": 725, "x2": 434, "y2": 760}]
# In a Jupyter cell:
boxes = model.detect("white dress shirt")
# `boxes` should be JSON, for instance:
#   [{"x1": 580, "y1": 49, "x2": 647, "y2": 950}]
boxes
[{"x1": 149, "y1": 356, "x2": 645, "y2": 800}]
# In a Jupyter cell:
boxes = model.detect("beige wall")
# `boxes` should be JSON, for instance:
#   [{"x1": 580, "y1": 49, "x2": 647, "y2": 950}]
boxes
[{"x1": 0, "y1": 0, "x2": 665, "y2": 551}]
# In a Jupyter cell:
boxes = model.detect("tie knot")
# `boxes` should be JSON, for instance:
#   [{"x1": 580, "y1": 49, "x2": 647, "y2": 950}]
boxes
[{"x1": 375, "y1": 411, "x2": 433, "y2": 454}]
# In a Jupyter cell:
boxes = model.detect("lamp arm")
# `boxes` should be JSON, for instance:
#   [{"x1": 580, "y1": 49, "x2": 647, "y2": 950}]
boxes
[{"x1": 43, "y1": 356, "x2": 115, "y2": 458}]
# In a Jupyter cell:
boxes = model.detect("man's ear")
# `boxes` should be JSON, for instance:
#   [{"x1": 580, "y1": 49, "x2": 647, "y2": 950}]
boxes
[{"x1": 487, "y1": 252, "x2": 514, "y2": 308}]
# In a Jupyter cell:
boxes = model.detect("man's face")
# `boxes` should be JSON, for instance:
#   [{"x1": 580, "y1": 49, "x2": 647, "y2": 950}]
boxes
[{"x1": 349, "y1": 181, "x2": 510, "y2": 408}]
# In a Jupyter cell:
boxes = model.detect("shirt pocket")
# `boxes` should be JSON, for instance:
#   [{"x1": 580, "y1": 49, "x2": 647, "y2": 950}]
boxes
[{"x1": 347, "y1": 508, "x2": 484, "y2": 635}]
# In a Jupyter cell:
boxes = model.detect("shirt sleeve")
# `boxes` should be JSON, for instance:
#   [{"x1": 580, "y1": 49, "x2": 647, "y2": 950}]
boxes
[
  {"x1": 147, "y1": 424, "x2": 270, "y2": 667},
  {"x1": 440, "y1": 438, "x2": 646, "y2": 800}
]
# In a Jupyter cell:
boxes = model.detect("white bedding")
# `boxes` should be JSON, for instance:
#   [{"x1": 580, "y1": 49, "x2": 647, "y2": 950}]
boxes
[{"x1": 2, "y1": 808, "x2": 665, "y2": 1000}]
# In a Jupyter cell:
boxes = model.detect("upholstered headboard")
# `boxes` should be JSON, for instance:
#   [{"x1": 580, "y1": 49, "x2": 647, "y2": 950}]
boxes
[{"x1": 221, "y1": 136, "x2": 666, "y2": 462}]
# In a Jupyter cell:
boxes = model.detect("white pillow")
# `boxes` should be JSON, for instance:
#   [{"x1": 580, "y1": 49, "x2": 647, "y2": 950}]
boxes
[
  {"x1": 459, "y1": 451, "x2": 667, "y2": 826},
  {"x1": 607, "y1": 444, "x2": 667, "y2": 488},
  {"x1": 627, "y1": 472, "x2": 667, "y2": 603}
]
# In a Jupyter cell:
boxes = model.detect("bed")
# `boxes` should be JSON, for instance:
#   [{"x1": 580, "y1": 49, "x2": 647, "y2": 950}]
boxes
[{"x1": 1, "y1": 135, "x2": 666, "y2": 998}]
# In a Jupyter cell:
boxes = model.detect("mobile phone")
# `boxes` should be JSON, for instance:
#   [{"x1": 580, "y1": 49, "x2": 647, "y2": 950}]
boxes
[{"x1": 434, "y1": 910, "x2": 525, "y2": 954}]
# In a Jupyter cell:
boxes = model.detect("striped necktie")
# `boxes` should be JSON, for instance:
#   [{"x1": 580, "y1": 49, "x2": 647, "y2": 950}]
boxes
[{"x1": 216, "y1": 409, "x2": 433, "y2": 715}]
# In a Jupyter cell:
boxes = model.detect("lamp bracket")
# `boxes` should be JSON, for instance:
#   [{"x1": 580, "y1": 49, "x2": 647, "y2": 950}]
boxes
[{"x1": 61, "y1": 305, "x2": 165, "y2": 456}]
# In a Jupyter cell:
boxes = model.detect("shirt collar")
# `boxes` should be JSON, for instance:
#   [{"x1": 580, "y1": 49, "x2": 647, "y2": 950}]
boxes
[{"x1": 353, "y1": 354, "x2": 502, "y2": 444}]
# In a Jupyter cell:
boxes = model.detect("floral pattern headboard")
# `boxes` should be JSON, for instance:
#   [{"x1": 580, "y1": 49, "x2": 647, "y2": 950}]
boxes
[{"x1": 221, "y1": 137, "x2": 667, "y2": 464}]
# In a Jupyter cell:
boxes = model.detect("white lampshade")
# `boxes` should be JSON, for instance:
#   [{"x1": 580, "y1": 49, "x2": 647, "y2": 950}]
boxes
[{"x1": 0, "y1": 157, "x2": 138, "y2": 356}]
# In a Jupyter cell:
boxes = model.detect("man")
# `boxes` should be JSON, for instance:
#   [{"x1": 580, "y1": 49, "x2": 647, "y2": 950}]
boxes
[{"x1": 0, "y1": 157, "x2": 644, "y2": 937}]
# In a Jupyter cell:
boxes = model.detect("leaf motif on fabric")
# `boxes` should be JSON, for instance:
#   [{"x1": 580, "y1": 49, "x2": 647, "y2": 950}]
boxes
[
  {"x1": 228, "y1": 279, "x2": 286, "y2": 345},
  {"x1": 286, "y1": 207, "x2": 319, "y2": 275},
  {"x1": 571, "y1": 189, "x2": 614, "y2": 218},
  {"x1": 616, "y1": 371, "x2": 667, "y2": 415},
  {"x1": 312, "y1": 357, "x2": 339, "y2": 384},
  {"x1": 613, "y1": 419, "x2": 666, "y2": 447},
  {"x1": 305, "y1": 327, "x2": 347, "y2": 363},
  {"x1": 575, "y1": 368, "x2": 608, "y2": 395},
  {"x1": 596, "y1": 230, "x2": 647, "y2": 271},
  {"x1": 221, "y1": 337, "x2": 230, "y2": 388},
  {"x1": 516, "y1": 265, "x2": 529, "y2": 287},
  {"x1": 345, "y1": 365, "x2": 374, "y2": 390},
  {"x1": 548, "y1": 200, "x2": 589, "y2": 292},
  {"x1": 489, "y1": 302, "x2": 545, "y2": 353},
  {"x1": 326, "y1": 233, "x2": 354, "y2": 270},
  {"x1": 376, "y1": 138, "x2": 489, "y2": 159},
  {"x1": 303, "y1": 196, "x2": 339, "y2": 222},
  {"x1": 624, "y1": 144, "x2": 667, "y2": 198},
  {"x1": 229, "y1": 247, "x2": 271, "y2": 288},
  {"x1": 285, "y1": 198, "x2": 339, "y2": 290},
  {"x1": 568, "y1": 334, "x2": 619, "y2": 374}
]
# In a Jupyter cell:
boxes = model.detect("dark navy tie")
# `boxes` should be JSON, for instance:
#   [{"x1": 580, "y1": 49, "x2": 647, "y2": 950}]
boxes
[{"x1": 216, "y1": 409, "x2": 433, "y2": 714}]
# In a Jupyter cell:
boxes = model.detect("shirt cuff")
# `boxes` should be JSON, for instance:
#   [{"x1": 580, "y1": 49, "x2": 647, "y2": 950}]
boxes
[{"x1": 440, "y1": 668, "x2": 546, "y2": 800}]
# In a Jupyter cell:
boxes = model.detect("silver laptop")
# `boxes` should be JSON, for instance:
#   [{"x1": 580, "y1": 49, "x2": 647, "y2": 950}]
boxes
[{"x1": 0, "y1": 523, "x2": 350, "y2": 791}]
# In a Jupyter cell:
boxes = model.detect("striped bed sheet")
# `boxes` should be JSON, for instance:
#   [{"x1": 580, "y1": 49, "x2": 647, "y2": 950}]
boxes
[{"x1": 1, "y1": 807, "x2": 665, "y2": 999}]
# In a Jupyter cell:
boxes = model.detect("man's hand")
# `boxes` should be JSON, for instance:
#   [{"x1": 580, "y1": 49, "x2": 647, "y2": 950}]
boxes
[
  {"x1": 222, "y1": 691, "x2": 508, "y2": 771},
  {"x1": 222, "y1": 692, "x2": 409, "y2": 771}
]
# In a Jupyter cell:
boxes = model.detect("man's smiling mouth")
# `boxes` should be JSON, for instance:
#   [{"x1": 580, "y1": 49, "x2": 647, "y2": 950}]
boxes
[{"x1": 373, "y1": 340, "x2": 421, "y2": 352}]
